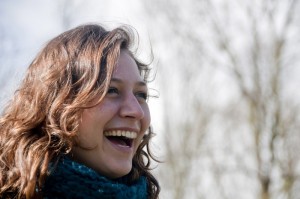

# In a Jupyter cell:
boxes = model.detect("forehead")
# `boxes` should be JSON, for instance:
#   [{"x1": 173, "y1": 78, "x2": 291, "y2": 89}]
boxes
[{"x1": 112, "y1": 50, "x2": 143, "y2": 82}]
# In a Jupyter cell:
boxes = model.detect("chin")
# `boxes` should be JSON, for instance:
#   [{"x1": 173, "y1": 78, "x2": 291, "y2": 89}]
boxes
[{"x1": 106, "y1": 162, "x2": 133, "y2": 179}]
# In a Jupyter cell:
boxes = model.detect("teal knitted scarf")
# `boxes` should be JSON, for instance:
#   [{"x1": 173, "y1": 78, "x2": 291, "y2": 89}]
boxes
[{"x1": 42, "y1": 157, "x2": 147, "y2": 199}]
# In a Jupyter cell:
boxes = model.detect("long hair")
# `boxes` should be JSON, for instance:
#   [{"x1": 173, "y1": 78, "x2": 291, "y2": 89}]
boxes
[{"x1": 0, "y1": 24, "x2": 160, "y2": 199}]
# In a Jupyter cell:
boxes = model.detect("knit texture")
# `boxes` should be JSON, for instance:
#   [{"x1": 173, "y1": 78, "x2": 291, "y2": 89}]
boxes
[{"x1": 42, "y1": 157, "x2": 147, "y2": 199}]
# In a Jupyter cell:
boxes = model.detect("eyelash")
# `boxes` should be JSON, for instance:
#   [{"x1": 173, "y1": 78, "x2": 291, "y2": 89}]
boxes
[
  {"x1": 107, "y1": 87, "x2": 148, "y2": 101},
  {"x1": 107, "y1": 87, "x2": 119, "y2": 94},
  {"x1": 136, "y1": 92, "x2": 148, "y2": 101}
]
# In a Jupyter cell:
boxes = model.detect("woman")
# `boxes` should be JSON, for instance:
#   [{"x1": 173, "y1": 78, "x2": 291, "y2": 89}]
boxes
[{"x1": 0, "y1": 24, "x2": 160, "y2": 198}]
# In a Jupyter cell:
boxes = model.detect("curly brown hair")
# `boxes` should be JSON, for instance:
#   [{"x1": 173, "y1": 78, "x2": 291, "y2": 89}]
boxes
[{"x1": 0, "y1": 24, "x2": 160, "y2": 199}]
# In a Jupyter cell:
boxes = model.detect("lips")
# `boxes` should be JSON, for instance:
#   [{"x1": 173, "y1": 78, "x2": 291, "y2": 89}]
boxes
[{"x1": 104, "y1": 130, "x2": 137, "y2": 148}]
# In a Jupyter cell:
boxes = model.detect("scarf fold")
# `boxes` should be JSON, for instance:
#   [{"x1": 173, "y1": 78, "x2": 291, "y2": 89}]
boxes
[{"x1": 43, "y1": 157, "x2": 147, "y2": 199}]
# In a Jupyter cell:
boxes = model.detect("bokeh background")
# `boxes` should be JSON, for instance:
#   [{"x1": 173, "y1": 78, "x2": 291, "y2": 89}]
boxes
[{"x1": 1, "y1": 0, "x2": 300, "y2": 198}]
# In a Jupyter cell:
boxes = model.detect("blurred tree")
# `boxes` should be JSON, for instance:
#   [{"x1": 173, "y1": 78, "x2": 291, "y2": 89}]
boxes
[{"x1": 142, "y1": 0, "x2": 300, "y2": 198}]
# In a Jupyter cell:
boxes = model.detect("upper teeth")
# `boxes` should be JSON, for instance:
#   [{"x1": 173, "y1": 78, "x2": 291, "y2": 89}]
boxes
[{"x1": 104, "y1": 130, "x2": 137, "y2": 139}]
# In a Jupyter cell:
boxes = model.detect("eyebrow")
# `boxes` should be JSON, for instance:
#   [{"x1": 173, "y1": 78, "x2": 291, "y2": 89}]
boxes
[{"x1": 110, "y1": 78, "x2": 147, "y2": 87}]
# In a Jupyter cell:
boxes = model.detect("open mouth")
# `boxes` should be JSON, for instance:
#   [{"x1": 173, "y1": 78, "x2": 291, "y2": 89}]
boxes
[{"x1": 104, "y1": 130, "x2": 137, "y2": 148}]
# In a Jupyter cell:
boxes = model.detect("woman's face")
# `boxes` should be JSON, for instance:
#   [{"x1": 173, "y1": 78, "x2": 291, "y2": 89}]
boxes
[{"x1": 71, "y1": 50, "x2": 150, "y2": 179}]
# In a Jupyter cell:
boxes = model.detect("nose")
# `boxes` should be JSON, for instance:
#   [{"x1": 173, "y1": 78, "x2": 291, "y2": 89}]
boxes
[{"x1": 119, "y1": 93, "x2": 144, "y2": 119}]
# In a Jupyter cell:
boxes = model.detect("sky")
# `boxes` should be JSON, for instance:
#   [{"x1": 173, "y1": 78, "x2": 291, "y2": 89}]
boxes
[{"x1": 0, "y1": 0, "x2": 151, "y2": 75}]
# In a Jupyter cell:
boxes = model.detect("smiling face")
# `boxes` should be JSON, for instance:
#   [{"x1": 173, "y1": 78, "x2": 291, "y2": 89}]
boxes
[{"x1": 71, "y1": 50, "x2": 150, "y2": 179}]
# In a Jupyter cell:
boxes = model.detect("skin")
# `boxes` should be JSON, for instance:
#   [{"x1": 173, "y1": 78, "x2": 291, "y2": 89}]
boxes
[{"x1": 71, "y1": 50, "x2": 151, "y2": 179}]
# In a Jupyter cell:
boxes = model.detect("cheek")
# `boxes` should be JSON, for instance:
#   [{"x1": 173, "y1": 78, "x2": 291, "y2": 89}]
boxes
[
  {"x1": 76, "y1": 107, "x2": 105, "y2": 148},
  {"x1": 142, "y1": 104, "x2": 151, "y2": 131}
]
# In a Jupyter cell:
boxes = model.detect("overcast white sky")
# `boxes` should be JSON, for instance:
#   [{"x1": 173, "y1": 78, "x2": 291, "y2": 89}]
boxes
[{"x1": 0, "y1": 0, "x2": 150, "y2": 70}]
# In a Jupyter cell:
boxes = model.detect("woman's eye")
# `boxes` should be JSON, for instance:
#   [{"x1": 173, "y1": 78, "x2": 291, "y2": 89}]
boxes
[
  {"x1": 136, "y1": 92, "x2": 148, "y2": 101},
  {"x1": 107, "y1": 87, "x2": 119, "y2": 95}
]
